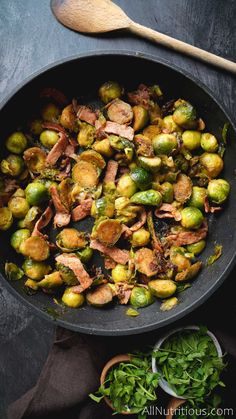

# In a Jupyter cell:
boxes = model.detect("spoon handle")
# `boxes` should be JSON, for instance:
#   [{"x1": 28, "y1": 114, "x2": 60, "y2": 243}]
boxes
[{"x1": 129, "y1": 22, "x2": 236, "y2": 74}]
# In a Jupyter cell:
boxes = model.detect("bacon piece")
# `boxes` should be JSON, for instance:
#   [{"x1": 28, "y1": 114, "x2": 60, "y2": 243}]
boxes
[
  {"x1": 71, "y1": 198, "x2": 92, "y2": 221},
  {"x1": 121, "y1": 224, "x2": 132, "y2": 239},
  {"x1": 104, "y1": 257, "x2": 116, "y2": 270},
  {"x1": 77, "y1": 106, "x2": 97, "y2": 126},
  {"x1": 55, "y1": 253, "x2": 92, "y2": 290},
  {"x1": 70, "y1": 285, "x2": 84, "y2": 294},
  {"x1": 166, "y1": 220, "x2": 208, "y2": 246},
  {"x1": 130, "y1": 210, "x2": 147, "y2": 232},
  {"x1": 41, "y1": 122, "x2": 67, "y2": 134},
  {"x1": 90, "y1": 239, "x2": 129, "y2": 265},
  {"x1": 104, "y1": 121, "x2": 134, "y2": 141},
  {"x1": 115, "y1": 283, "x2": 133, "y2": 305},
  {"x1": 40, "y1": 88, "x2": 68, "y2": 105},
  {"x1": 155, "y1": 204, "x2": 182, "y2": 222},
  {"x1": 128, "y1": 84, "x2": 150, "y2": 108},
  {"x1": 0, "y1": 179, "x2": 18, "y2": 206},
  {"x1": 46, "y1": 132, "x2": 68, "y2": 166},
  {"x1": 174, "y1": 174, "x2": 192, "y2": 204},
  {"x1": 50, "y1": 186, "x2": 70, "y2": 228},
  {"x1": 204, "y1": 197, "x2": 222, "y2": 214},
  {"x1": 104, "y1": 160, "x2": 119, "y2": 184},
  {"x1": 32, "y1": 205, "x2": 53, "y2": 238}
]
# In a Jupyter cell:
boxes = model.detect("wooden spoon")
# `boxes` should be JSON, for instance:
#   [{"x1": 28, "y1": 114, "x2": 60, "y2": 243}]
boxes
[
  {"x1": 51, "y1": 0, "x2": 236, "y2": 74},
  {"x1": 166, "y1": 397, "x2": 186, "y2": 419}
]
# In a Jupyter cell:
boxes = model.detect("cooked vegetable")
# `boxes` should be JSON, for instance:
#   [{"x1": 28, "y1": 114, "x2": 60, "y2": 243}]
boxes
[
  {"x1": 187, "y1": 240, "x2": 206, "y2": 255},
  {"x1": 107, "y1": 99, "x2": 133, "y2": 125},
  {"x1": 41, "y1": 102, "x2": 60, "y2": 122},
  {"x1": 72, "y1": 160, "x2": 99, "y2": 187},
  {"x1": 5, "y1": 262, "x2": 24, "y2": 281},
  {"x1": 77, "y1": 122, "x2": 96, "y2": 148},
  {"x1": 143, "y1": 124, "x2": 161, "y2": 139},
  {"x1": 1, "y1": 154, "x2": 24, "y2": 177},
  {"x1": 8, "y1": 196, "x2": 29, "y2": 219},
  {"x1": 207, "y1": 244, "x2": 222, "y2": 266},
  {"x1": 29, "y1": 119, "x2": 43, "y2": 135},
  {"x1": 162, "y1": 115, "x2": 182, "y2": 133},
  {"x1": 207, "y1": 179, "x2": 230, "y2": 204},
  {"x1": 201, "y1": 132, "x2": 218, "y2": 152},
  {"x1": 77, "y1": 247, "x2": 93, "y2": 264},
  {"x1": 23, "y1": 147, "x2": 46, "y2": 173},
  {"x1": 37, "y1": 271, "x2": 63, "y2": 288},
  {"x1": 182, "y1": 130, "x2": 201, "y2": 151},
  {"x1": 6, "y1": 132, "x2": 27, "y2": 154},
  {"x1": 25, "y1": 182, "x2": 48, "y2": 206},
  {"x1": 134, "y1": 247, "x2": 158, "y2": 277},
  {"x1": 93, "y1": 138, "x2": 113, "y2": 157},
  {"x1": 22, "y1": 258, "x2": 51, "y2": 280},
  {"x1": 117, "y1": 173, "x2": 138, "y2": 198},
  {"x1": 99, "y1": 81, "x2": 123, "y2": 104},
  {"x1": 170, "y1": 248, "x2": 191, "y2": 272},
  {"x1": 56, "y1": 228, "x2": 87, "y2": 251},
  {"x1": 92, "y1": 218, "x2": 122, "y2": 246},
  {"x1": 0, "y1": 207, "x2": 13, "y2": 230},
  {"x1": 200, "y1": 152, "x2": 223, "y2": 178},
  {"x1": 138, "y1": 156, "x2": 162, "y2": 173},
  {"x1": 130, "y1": 189, "x2": 162, "y2": 206},
  {"x1": 188, "y1": 186, "x2": 207, "y2": 210},
  {"x1": 148, "y1": 279, "x2": 177, "y2": 298},
  {"x1": 175, "y1": 261, "x2": 202, "y2": 281},
  {"x1": 160, "y1": 296, "x2": 178, "y2": 311},
  {"x1": 130, "y1": 167, "x2": 152, "y2": 190},
  {"x1": 62, "y1": 288, "x2": 85, "y2": 308},
  {"x1": 172, "y1": 102, "x2": 197, "y2": 129},
  {"x1": 60, "y1": 104, "x2": 76, "y2": 130},
  {"x1": 11, "y1": 229, "x2": 30, "y2": 253},
  {"x1": 86, "y1": 284, "x2": 113, "y2": 307},
  {"x1": 56, "y1": 263, "x2": 78, "y2": 285},
  {"x1": 91, "y1": 197, "x2": 114, "y2": 218},
  {"x1": 160, "y1": 182, "x2": 174, "y2": 203},
  {"x1": 112, "y1": 264, "x2": 131, "y2": 282},
  {"x1": 130, "y1": 286, "x2": 154, "y2": 308},
  {"x1": 181, "y1": 207, "x2": 204, "y2": 229},
  {"x1": 131, "y1": 228, "x2": 150, "y2": 247},
  {"x1": 20, "y1": 236, "x2": 50, "y2": 261},
  {"x1": 18, "y1": 206, "x2": 41, "y2": 230},
  {"x1": 40, "y1": 130, "x2": 59, "y2": 148},
  {"x1": 132, "y1": 105, "x2": 149, "y2": 131},
  {"x1": 153, "y1": 133, "x2": 178, "y2": 155}
]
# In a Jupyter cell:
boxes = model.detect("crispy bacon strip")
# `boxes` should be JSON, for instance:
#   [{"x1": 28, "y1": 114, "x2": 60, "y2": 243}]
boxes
[
  {"x1": 41, "y1": 122, "x2": 67, "y2": 134},
  {"x1": 104, "y1": 257, "x2": 116, "y2": 270},
  {"x1": 46, "y1": 132, "x2": 68, "y2": 166},
  {"x1": 155, "y1": 204, "x2": 182, "y2": 222},
  {"x1": 50, "y1": 186, "x2": 70, "y2": 228},
  {"x1": 90, "y1": 239, "x2": 129, "y2": 265},
  {"x1": 55, "y1": 253, "x2": 92, "y2": 290},
  {"x1": 204, "y1": 197, "x2": 222, "y2": 214},
  {"x1": 115, "y1": 283, "x2": 133, "y2": 305},
  {"x1": 103, "y1": 160, "x2": 118, "y2": 184},
  {"x1": 166, "y1": 220, "x2": 208, "y2": 246},
  {"x1": 130, "y1": 210, "x2": 147, "y2": 232},
  {"x1": 127, "y1": 84, "x2": 150, "y2": 108},
  {"x1": 77, "y1": 105, "x2": 97, "y2": 126},
  {"x1": 71, "y1": 198, "x2": 92, "y2": 222},
  {"x1": 104, "y1": 121, "x2": 134, "y2": 141},
  {"x1": 32, "y1": 205, "x2": 53, "y2": 238}
]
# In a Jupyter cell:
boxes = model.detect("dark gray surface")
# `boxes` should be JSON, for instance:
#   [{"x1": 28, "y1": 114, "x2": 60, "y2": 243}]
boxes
[{"x1": 0, "y1": 0, "x2": 236, "y2": 415}]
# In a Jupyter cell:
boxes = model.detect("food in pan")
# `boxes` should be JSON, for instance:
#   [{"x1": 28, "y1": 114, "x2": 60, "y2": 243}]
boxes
[{"x1": 1, "y1": 82, "x2": 230, "y2": 311}]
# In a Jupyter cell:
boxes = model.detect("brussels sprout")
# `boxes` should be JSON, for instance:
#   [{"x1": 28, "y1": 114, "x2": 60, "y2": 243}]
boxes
[
  {"x1": 29, "y1": 119, "x2": 43, "y2": 135},
  {"x1": 130, "y1": 167, "x2": 152, "y2": 190},
  {"x1": 60, "y1": 104, "x2": 76, "y2": 130},
  {"x1": 148, "y1": 279, "x2": 177, "y2": 298},
  {"x1": 186, "y1": 240, "x2": 206, "y2": 255},
  {"x1": 93, "y1": 138, "x2": 114, "y2": 157},
  {"x1": 107, "y1": 99, "x2": 133, "y2": 124},
  {"x1": 6, "y1": 132, "x2": 27, "y2": 154},
  {"x1": 41, "y1": 102, "x2": 60, "y2": 122},
  {"x1": 40, "y1": 130, "x2": 59, "y2": 148},
  {"x1": 92, "y1": 218, "x2": 122, "y2": 246},
  {"x1": 160, "y1": 182, "x2": 174, "y2": 203},
  {"x1": 25, "y1": 182, "x2": 48, "y2": 206},
  {"x1": 138, "y1": 156, "x2": 162, "y2": 173},
  {"x1": 188, "y1": 186, "x2": 207, "y2": 210},
  {"x1": 37, "y1": 271, "x2": 63, "y2": 289},
  {"x1": 162, "y1": 115, "x2": 182, "y2": 133},
  {"x1": 111, "y1": 264, "x2": 131, "y2": 282},
  {"x1": 117, "y1": 173, "x2": 138, "y2": 198},
  {"x1": 172, "y1": 103, "x2": 197, "y2": 129},
  {"x1": 77, "y1": 247, "x2": 93, "y2": 264},
  {"x1": 79, "y1": 149, "x2": 106, "y2": 169},
  {"x1": 56, "y1": 263, "x2": 78, "y2": 285},
  {"x1": 115, "y1": 197, "x2": 142, "y2": 224},
  {"x1": 130, "y1": 286, "x2": 154, "y2": 308},
  {"x1": 160, "y1": 296, "x2": 178, "y2": 311},
  {"x1": 11, "y1": 229, "x2": 30, "y2": 253},
  {"x1": 91, "y1": 197, "x2": 115, "y2": 218},
  {"x1": 131, "y1": 228, "x2": 150, "y2": 247},
  {"x1": 200, "y1": 152, "x2": 223, "y2": 178},
  {"x1": 23, "y1": 147, "x2": 46, "y2": 173},
  {"x1": 153, "y1": 133, "x2": 178, "y2": 155},
  {"x1": 98, "y1": 81, "x2": 123, "y2": 104},
  {"x1": 5, "y1": 262, "x2": 24, "y2": 281},
  {"x1": 130, "y1": 189, "x2": 162, "y2": 206},
  {"x1": 86, "y1": 284, "x2": 113, "y2": 307},
  {"x1": 207, "y1": 179, "x2": 230, "y2": 204},
  {"x1": 175, "y1": 261, "x2": 202, "y2": 282},
  {"x1": 77, "y1": 123, "x2": 96, "y2": 148},
  {"x1": 174, "y1": 154, "x2": 189, "y2": 173},
  {"x1": 132, "y1": 106, "x2": 149, "y2": 131},
  {"x1": 182, "y1": 130, "x2": 201, "y2": 151},
  {"x1": 8, "y1": 196, "x2": 29, "y2": 219},
  {"x1": 1, "y1": 154, "x2": 24, "y2": 177},
  {"x1": 143, "y1": 124, "x2": 162, "y2": 139},
  {"x1": 201, "y1": 133, "x2": 218, "y2": 152},
  {"x1": 20, "y1": 236, "x2": 50, "y2": 261},
  {"x1": 181, "y1": 207, "x2": 204, "y2": 229},
  {"x1": 170, "y1": 251, "x2": 191, "y2": 272},
  {"x1": 62, "y1": 288, "x2": 85, "y2": 308},
  {"x1": 134, "y1": 247, "x2": 159, "y2": 277},
  {"x1": 72, "y1": 160, "x2": 99, "y2": 188},
  {"x1": 56, "y1": 228, "x2": 87, "y2": 252},
  {"x1": 22, "y1": 258, "x2": 51, "y2": 280},
  {"x1": 25, "y1": 278, "x2": 39, "y2": 290},
  {"x1": 0, "y1": 207, "x2": 13, "y2": 230},
  {"x1": 18, "y1": 206, "x2": 41, "y2": 230}
]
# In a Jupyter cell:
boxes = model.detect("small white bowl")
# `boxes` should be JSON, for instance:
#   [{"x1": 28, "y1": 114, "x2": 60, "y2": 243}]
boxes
[{"x1": 152, "y1": 325, "x2": 222, "y2": 399}]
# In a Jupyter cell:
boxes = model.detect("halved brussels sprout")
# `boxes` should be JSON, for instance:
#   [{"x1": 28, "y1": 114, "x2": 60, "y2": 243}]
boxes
[
  {"x1": 6, "y1": 132, "x2": 27, "y2": 154},
  {"x1": 79, "y1": 149, "x2": 105, "y2": 169},
  {"x1": 160, "y1": 182, "x2": 174, "y2": 203},
  {"x1": 117, "y1": 174, "x2": 138, "y2": 198},
  {"x1": 207, "y1": 179, "x2": 230, "y2": 204},
  {"x1": 25, "y1": 182, "x2": 48, "y2": 206},
  {"x1": 172, "y1": 102, "x2": 197, "y2": 129},
  {"x1": 37, "y1": 271, "x2": 63, "y2": 288},
  {"x1": 92, "y1": 218, "x2": 122, "y2": 246},
  {"x1": 138, "y1": 156, "x2": 162, "y2": 173},
  {"x1": 77, "y1": 247, "x2": 93, "y2": 264},
  {"x1": 56, "y1": 228, "x2": 87, "y2": 252},
  {"x1": 22, "y1": 258, "x2": 51, "y2": 280},
  {"x1": 98, "y1": 81, "x2": 123, "y2": 104},
  {"x1": 1, "y1": 154, "x2": 24, "y2": 177},
  {"x1": 62, "y1": 288, "x2": 85, "y2": 308},
  {"x1": 130, "y1": 286, "x2": 154, "y2": 308},
  {"x1": 25, "y1": 279, "x2": 39, "y2": 290},
  {"x1": 107, "y1": 99, "x2": 133, "y2": 125},
  {"x1": 77, "y1": 122, "x2": 96, "y2": 148},
  {"x1": 8, "y1": 196, "x2": 29, "y2": 219},
  {"x1": 186, "y1": 240, "x2": 206, "y2": 255},
  {"x1": 93, "y1": 138, "x2": 114, "y2": 157},
  {"x1": 160, "y1": 296, "x2": 178, "y2": 311},
  {"x1": 153, "y1": 133, "x2": 178, "y2": 155},
  {"x1": 23, "y1": 147, "x2": 46, "y2": 173},
  {"x1": 182, "y1": 130, "x2": 201, "y2": 151},
  {"x1": 86, "y1": 284, "x2": 113, "y2": 307},
  {"x1": 201, "y1": 133, "x2": 218, "y2": 152},
  {"x1": 200, "y1": 152, "x2": 223, "y2": 178},
  {"x1": 170, "y1": 251, "x2": 191, "y2": 272},
  {"x1": 5, "y1": 262, "x2": 24, "y2": 281},
  {"x1": 132, "y1": 106, "x2": 149, "y2": 131},
  {"x1": 130, "y1": 189, "x2": 162, "y2": 206},
  {"x1": 20, "y1": 236, "x2": 50, "y2": 261},
  {"x1": 148, "y1": 279, "x2": 177, "y2": 298},
  {"x1": 0, "y1": 207, "x2": 13, "y2": 230},
  {"x1": 131, "y1": 228, "x2": 150, "y2": 247},
  {"x1": 188, "y1": 186, "x2": 207, "y2": 210},
  {"x1": 91, "y1": 197, "x2": 115, "y2": 218},
  {"x1": 162, "y1": 115, "x2": 182, "y2": 133},
  {"x1": 130, "y1": 167, "x2": 152, "y2": 190},
  {"x1": 111, "y1": 264, "x2": 131, "y2": 282},
  {"x1": 72, "y1": 160, "x2": 99, "y2": 188},
  {"x1": 134, "y1": 247, "x2": 159, "y2": 277},
  {"x1": 11, "y1": 229, "x2": 30, "y2": 253},
  {"x1": 60, "y1": 104, "x2": 76, "y2": 130},
  {"x1": 175, "y1": 261, "x2": 202, "y2": 282},
  {"x1": 143, "y1": 124, "x2": 161, "y2": 139},
  {"x1": 115, "y1": 197, "x2": 141, "y2": 224},
  {"x1": 40, "y1": 130, "x2": 59, "y2": 148},
  {"x1": 56, "y1": 263, "x2": 78, "y2": 285},
  {"x1": 181, "y1": 207, "x2": 204, "y2": 229},
  {"x1": 41, "y1": 102, "x2": 60, "y2": 122},
  {"x1": 18, "y1": 206, "x2": 41, "y2": 230}
]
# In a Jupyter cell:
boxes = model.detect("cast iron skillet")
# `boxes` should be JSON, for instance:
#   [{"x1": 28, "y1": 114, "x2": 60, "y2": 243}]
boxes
[{"x1": 1, "y1": 51, "x2": 236, "y2": 336}]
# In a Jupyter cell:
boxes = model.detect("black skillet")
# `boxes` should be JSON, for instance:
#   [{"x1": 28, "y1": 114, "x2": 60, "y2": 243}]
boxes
[{"x1": 1, "y1": 51, "x2": 236, "y2": 335}]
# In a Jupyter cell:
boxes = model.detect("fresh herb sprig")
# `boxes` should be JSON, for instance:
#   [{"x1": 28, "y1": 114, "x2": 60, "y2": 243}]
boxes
[
  {"x1": 89, "y1": 353, "x2": 159, "y2": 417},
  {"x1": 154, "y1": 328, "x2": 226, "y2": 402},
  {"x1": 173, "y1": 393, "x2": 225, "y2": 419}
]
